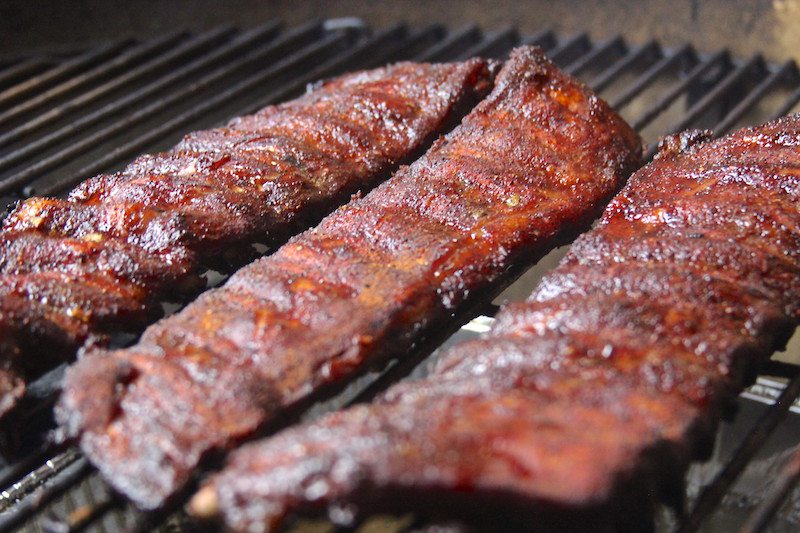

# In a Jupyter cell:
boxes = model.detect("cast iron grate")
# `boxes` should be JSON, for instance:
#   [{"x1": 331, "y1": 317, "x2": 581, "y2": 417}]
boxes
[{"x1": 1, "y1": 18, "x2": 800, "y2": 532}]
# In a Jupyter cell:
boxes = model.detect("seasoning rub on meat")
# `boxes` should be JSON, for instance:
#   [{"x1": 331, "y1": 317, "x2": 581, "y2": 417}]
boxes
[
  {"x1": 191, "y1": 116, "x2": 800, "y2": 531},
  {"x1": 57, "y1": 45, "x2": 641, "y2": 511},
  {"x1": 0, "y1": 57, "x2": 494, "y2": 417}
]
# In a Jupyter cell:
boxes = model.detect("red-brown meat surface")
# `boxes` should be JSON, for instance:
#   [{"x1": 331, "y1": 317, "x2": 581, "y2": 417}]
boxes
[
  {"x1": 193, "y1": 116, "x2": 800, "y2": 532},
  {"x1": 57, "y1": 46, "x2": 641, "y2": 510},
  {"x1": 0, "y1": 58, "x2": 493, "y2": 417}
]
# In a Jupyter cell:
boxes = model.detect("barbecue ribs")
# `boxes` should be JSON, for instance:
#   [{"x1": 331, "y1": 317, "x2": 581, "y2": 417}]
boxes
[
  {"x1": 0, "y1": 58, "x2": 493, "y2": 417},
  {"x1": 57, "y1": 45, "x2": 641, "y2": 510},
  {"x1": 191, "y1": 116, "x2": 800, "y2": 531}
]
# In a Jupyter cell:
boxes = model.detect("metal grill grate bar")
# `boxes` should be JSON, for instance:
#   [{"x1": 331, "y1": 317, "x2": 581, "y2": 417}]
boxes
[
  {"x1": 740, "y1": 444, "x2": 800, "y2": 533},
  {"x1": 0, "y1": 59, "x2": 51, "y2": 93},
  {"x1": 0, "y1": 22, "x2": 282, "y2": 179},
  {"x1": 0, "y1": 447, "x2": 64, "y2": 494},
  {"x1": 0, "y1": 35, "x2": 184, "y2": 130},
  {"x1": 415, "y1": 25, "x2": 481, "y2": 62},
  {"x1": 610, "y1": 44, "x2": 693, "y2": 110},
  {"x1": 590, "y1": 40, "x2": 659, "y2": 93},
  {"x1": 772, "y1": 84, "x2": 800, "y2": 120},
  {"x1": 0, "y1": 25, "x2": 236, "y2": 148},
  {"x1": 380, "y1": 25, "x2": 446, "y2": 64},
  {"x1": 662, "y1": 55, "x2": 764, "y2": 137},
  {"x1": 679, "y1": 371, "x2": 800, "y2": 532},
  {"x1": 246, "y1": 24, "x2": 414, "y2": 112},
  {"x1": 2, "y1": 21, "x2": 327, "y2": 196},
  {"x1": 0, "y1": 42, "x2": 129, "y2": 109},
  {"x1": 632, "y1": 50, "x2": 729, "y2": 131},
  {"x1": 0, "y1": 457, "x2": 91, "y2": 532},
  {"x1": 455, "y1": 28, "x2": 519, "y2": 60},
  {"x1": 544, "y1": 33, "x2": 590, "y2": 65},
  {"x1": 714, "y1": 60, "x2": 797, "y2": 135},
  {"x1": 564, "y1": 36, "x2": 625, "y2": 76}
]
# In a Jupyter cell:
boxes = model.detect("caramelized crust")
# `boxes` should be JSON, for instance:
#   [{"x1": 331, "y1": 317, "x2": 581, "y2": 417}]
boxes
[
  {"x1": 193, "y1": 117, "x2": 800, "y2": 531},
  {"x1": 57, "y1": 46, "x2": 641, "y2": 510},
  {"x1": 0, "y1": 58, "x2": 494, "y2": 417}
]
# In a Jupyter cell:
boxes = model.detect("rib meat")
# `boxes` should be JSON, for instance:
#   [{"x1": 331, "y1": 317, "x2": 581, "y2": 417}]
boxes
[
  {"x1": 0, "y1": 58, "x2": 493, "y2": 417},
  {"x1": 56, "y1": 46, "x2": 641, "y2": 510},
  {"x1": 191, "y1": 116, "x2": 800, "y2": 532}
]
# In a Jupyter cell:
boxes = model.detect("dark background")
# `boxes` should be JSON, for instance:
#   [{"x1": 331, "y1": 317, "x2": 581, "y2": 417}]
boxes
[{"x1": 2, "y1": 0, "x2": 800, "y2": 61}]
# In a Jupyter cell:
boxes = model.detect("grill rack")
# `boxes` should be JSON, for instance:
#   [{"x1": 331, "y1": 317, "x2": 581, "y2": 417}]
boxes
[{"x1": 0, "y1": 18, "x2": 799, "y2": 532}]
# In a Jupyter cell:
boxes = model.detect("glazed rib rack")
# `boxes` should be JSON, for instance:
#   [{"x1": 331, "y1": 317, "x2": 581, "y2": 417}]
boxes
[{"x1": 2, "y1": 18, "x2": 800, "y2": 532}]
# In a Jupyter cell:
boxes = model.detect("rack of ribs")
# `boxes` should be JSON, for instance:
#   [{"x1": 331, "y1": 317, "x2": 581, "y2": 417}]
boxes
[
  {"x1": 190, "y1": 117, "x2": 800, "y2": 531},
  {"x1": 0, "y1": 57, "x2": 494, "y2": 418},
  {"x1": 56, "y1": 45, "x2": 641, "y2": 510}
]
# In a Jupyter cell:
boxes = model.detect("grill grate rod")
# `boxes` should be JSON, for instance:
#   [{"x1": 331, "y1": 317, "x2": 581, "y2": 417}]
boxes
[
  {"x1": 590, "y1": 40, "x2": 659, "y2": 93},
  {"x1": 713, "y1": 60, "x2": 797, "y2": 136},
  {"x1": 0, "y1": 448, "x2": 81, "y2": 513},
  {"x1": 610, "y1": 44, "x2": 694, "y2": 110},
  {"x1": 0, "y1": 445, "x2": 67, "y2": 495},
  {"x1": 679, "y1": 370, "x2": 800, "y2": 532},
  {"x1": 455, "y1": 28, "x2": 519, "y2": 61},
  {"x1": 415, "y1": 25, "x2": 481, "y2": 62},
  {"x1": 564, "y1": 36, "x2": 625, "y2": 76},
  {"x1": 523, "y1": 28, "x2": 556, "y2": 51},
  {"x1": 218, "y1": 24, "x2": 412, "y2": 118},
  {"x1": 0, "y1": 457, "x2": 91, "y2": 533},
  {"x1": 31, "y1": 28, "x2": 356, "y2": 197},
  {"x1": 771, "y1": 84, "x2": 800, "y2": 120},
  {"x1": 0, "y1": 25, "x2": 236, "y2": 150},
  {"x1": 4, "y1": 21, "x2": 329, "y2": 196},
  {"x1": 541, "y1": 33, "x2": 589, "y2": 64},
  {"x1": 662, "y1": 54, "x2": 764, "y2": 135},
  {"x1": 740, "y1": 444, "x2": 800, "y2": 533},
  {"x1": 0, "y1": 41, "x2": 129, "y2": 109},
  {"x1": 0, "y1": 22, "x2": 281, "y2": 177},
  {"x1": 0, "y1": 59, "x2": 51, "y2": 93},
  {"x1": 632, "y1": 50, "x2": 729, "y2": 132},
  {"x1": 0, "y1": 34, "x2": 185, "y2": 131},
  {"x1": 381, "y1": 25, "x2": 446, "y2": 64}
]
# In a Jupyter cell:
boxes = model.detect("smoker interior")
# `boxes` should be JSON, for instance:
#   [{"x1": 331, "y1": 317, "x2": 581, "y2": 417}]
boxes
[{"x1": 1, "y1": 18, "x2": 800, "y2": 532}]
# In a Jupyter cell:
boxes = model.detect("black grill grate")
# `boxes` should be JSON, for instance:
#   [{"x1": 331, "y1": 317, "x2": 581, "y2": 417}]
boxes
[{"x1": 1, "y1": 18, "x2": 800, "y2": 532}]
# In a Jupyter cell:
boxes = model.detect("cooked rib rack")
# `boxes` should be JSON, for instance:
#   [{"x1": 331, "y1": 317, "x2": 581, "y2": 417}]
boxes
[
  {"x1": 193, "y1": 116, "x2": 800, "y2": 531},
  {"x1": 57, "y1": 45, "x2": 641, "y2": 510},
  {"x1": 0, "y1": 48, "x2": 492, "y2": 420},
  {"x1": 2, "y1": 19, "x2": 800, "y2": 533}
]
